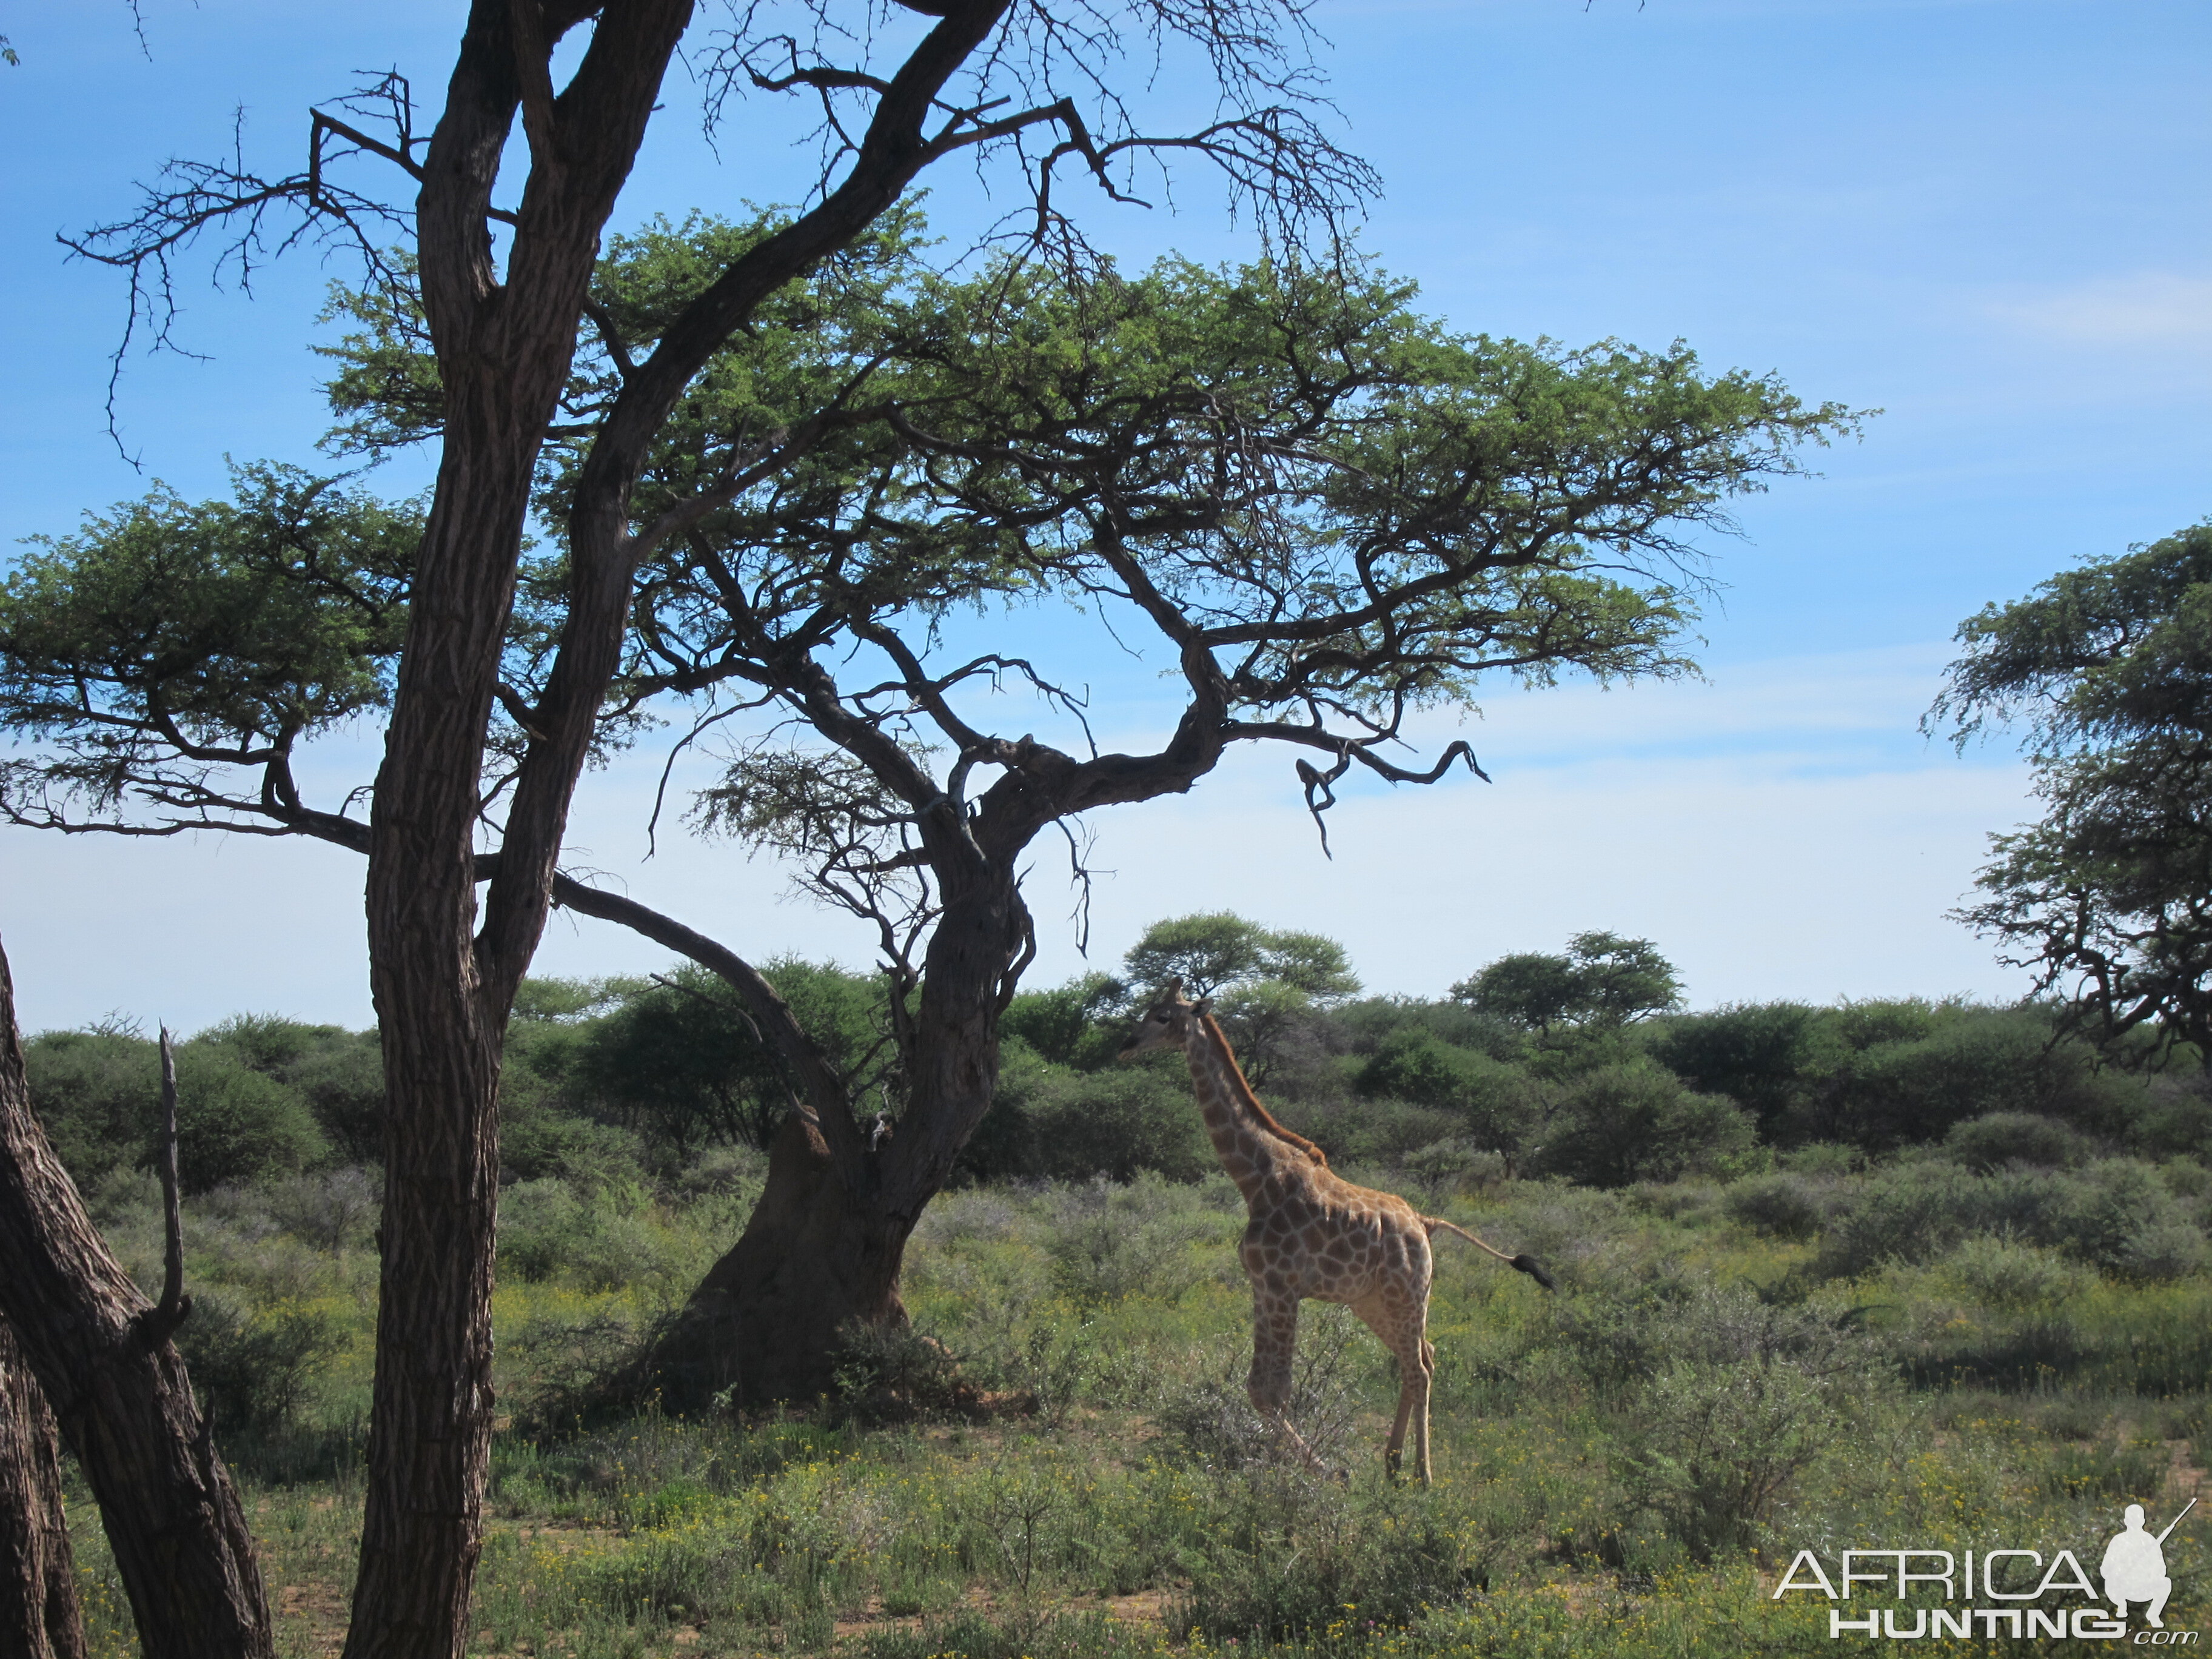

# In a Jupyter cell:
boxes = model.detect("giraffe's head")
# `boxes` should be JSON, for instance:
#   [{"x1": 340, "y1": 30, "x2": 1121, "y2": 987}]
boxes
[{"x1": 1119, "y1": 977, "x2": 1205, "y2": 1059}]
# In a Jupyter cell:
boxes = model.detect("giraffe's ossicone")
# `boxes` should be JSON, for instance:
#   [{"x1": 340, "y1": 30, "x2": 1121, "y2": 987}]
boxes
[{"x1": 1121, "y1": 977, "x2": 1553, "y2": 1485}]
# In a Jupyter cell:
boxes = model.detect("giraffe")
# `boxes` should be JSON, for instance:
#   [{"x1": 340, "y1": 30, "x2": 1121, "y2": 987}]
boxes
[{"x1": 1121, "y1": 977, "x2": 1553, "y2": 1485}]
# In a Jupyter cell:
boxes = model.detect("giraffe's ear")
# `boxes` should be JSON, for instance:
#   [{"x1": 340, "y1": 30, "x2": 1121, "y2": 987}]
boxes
[{"x1": 1193, "y1": 996, "x2": 1213, "y2": 1017}]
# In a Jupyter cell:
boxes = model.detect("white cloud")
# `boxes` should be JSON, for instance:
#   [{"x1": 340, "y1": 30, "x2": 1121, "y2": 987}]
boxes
[{"x1": 1989, "y1": 273, "x2": 2212, "y2": 349}]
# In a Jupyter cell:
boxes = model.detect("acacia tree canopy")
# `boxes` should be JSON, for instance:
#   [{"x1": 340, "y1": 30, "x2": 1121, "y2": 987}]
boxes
[
  {"x1": 1453, "y1": 931, "x2": 1684, "y2": 1033},
  {"x1": 3, "y1": 214, "x2": 1848, "y2": 1426},
  {"x1": 1932, "y1": 521, "x2": 2212, "y2": 1062},
  {"x1": 1122, "y1": 913, "x2": 1359, "y2": 1002}
]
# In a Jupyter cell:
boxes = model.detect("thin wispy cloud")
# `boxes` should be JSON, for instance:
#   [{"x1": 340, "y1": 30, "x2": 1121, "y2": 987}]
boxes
[{"x1": 1990, "y1": 273, "x2": 2212, "y2": 349}]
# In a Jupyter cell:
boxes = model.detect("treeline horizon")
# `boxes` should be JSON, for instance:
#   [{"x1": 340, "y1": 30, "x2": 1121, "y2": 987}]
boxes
[{"x1": 22, "y1": 914, "x2": 2210, "y2": 1207}]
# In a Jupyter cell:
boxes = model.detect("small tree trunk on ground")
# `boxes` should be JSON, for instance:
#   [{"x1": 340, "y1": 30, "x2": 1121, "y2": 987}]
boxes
[
  {"x1": 0, "y1": 936, "x2": 272, "y2": 1659},
  {"x1": 0, "y1": 1319, "x2": 86, "y2": 1659},
  {"x1": 649, "y1": 1113, "x2": 911, "y2": 1409}
]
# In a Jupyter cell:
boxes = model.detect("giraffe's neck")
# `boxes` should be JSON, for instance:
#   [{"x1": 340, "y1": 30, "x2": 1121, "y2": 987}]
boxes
[{"x1": 1184, "y1": 1015, "x2": 1301, "y2": 1204}]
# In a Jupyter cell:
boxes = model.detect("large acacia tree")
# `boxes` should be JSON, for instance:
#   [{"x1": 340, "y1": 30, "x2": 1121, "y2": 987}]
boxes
[
  {"x1": 1932, "y1": 521, "x2": 2212, "y2": 1062},
  {"x1": 7, "y1": 227, "x2": 1852, "y2": 1413},
  {"x1": 35, "y1": 2, "x2": 1371, "y2": 1653}
]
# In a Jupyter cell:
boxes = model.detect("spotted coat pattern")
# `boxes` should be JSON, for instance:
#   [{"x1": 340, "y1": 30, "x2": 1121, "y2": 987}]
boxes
[{"x1": 1123, "y1": 985, "x2": 1444, "y2": 1483}]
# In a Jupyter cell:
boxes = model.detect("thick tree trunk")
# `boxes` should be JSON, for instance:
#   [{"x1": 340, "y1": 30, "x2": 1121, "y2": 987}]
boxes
[
  {"x1": 651, "y1": 1114, "x2": 911, "y2": 1409},
  {"x1": 0, "y1": 937, "x2": 272, "y2": 1659},
  {"x1": 652, "y1": 869, "x2": 1028, "y2": 1406},
  {"x1": 0, "y1": 1319, "x2": 86, "y2": 1659},
  {"x1": 347, "y1": 8, "x2": 692, "y2": 1654}
]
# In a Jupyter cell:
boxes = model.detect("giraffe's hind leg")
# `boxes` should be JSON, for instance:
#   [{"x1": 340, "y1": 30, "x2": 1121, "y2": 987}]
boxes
[
  {"x1": 1248, "y1": 1287, "x2": 1326, "y2": 1474},
  {"x1": 1352, "y1": 1293, "x2": 1435, "y2": 1486}
]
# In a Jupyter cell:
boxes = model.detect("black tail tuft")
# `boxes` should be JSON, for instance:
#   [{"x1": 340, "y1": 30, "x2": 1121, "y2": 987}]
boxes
[{"x1": 1510, "y1": 1254, "x2": 1557, "y2": 1292}]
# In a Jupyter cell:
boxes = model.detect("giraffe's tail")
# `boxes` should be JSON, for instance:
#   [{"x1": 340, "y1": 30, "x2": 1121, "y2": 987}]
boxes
[{"x1": 1422, "y1": 1216, "x2": 1558, "y2": 1292}]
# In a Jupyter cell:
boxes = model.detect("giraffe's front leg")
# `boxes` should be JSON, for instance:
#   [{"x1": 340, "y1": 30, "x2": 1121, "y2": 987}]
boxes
[{"x1": 1248, "y1": 1287, "x2": 1326, "y2": 1475}]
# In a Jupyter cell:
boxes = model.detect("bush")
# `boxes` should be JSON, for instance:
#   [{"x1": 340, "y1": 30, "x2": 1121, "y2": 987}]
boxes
[
  {"x1": 1938, "y1": 1236, "x2": 2094, "y2": 1310},
  {"x1": 266, "y1": 1167, "x2": 378, "y2": 1252},
  {"x1": 170, "y1": 1048, "x2": 330, "y2": 1192},
  {"x1": 1940, "y1": 1111, "x2": 2091, "y2": 1172},
  {"x1": 1575, "y1": 1284, "x2": 1884, "y2": 1561},
  {"x1": 22, "y1": 1027, "x2": 158, "y2": 1184},
  {"x1": 497, "y1": 1178, "x2": 689, "y2": 1291},
  {"x1": 1041, "y1": 1175, "x2": 1216, "y2": 1304},
  {"x1": 1812, "y1": 1162, "x2": 1977, "y2": 1279},
  {"x1": 1534, "y1": 1066, "x2": 1758, "y2": 1187},
  {"x1": 1293, "y1": 1095, "x2": 1463, "y2": 1167},
  {"x1": 1000, "y1": 974, "x2": 1122, "y2": 1068},
  {"x1": 1623, "y1": 1359, "x2": 1841, "y2": 1562},
  {"x1": 283, "y1": 1037, "x2": 385, "y2": 1164},
  {"x1": 1024, "y1": 1064, "x2": 1213, "y2": 1184},
  {"x1": 1722, "y1": 1172, "x2": 1834, "y2": 1240},
  {"x1": 1817, "y1": 1156, "x2": 2210, "y2": 1284},
  {"x1": 1334, "y1": 995, "x2": 1524, "y2": 1061},
  {"x1": 28, "y1": 1025, "x2": 332, "y2": 1191},
  {"x1": 2134, "y1": 1076, "x2": 2212, "y2": 1159},
  {"x1": 1155, "y1": 1304, "x2": 1366, "y2": 1476},
  {"x1": 1355, "y1": 1031, "x2": 1544, "y2": 1155},
  {"x1": 1649, "y1": 1002, "x2": 1827, "y2": 1130},
  {"x1": 2053, "y1": 1158, "x2": 2208, "y2": 1282},
  {"x1": 1809, "y1": 1010, "x2": 2145, "y2": 1149},
  {"x1": 175, "y1": 1292, "x2": 346, "y2": 1435}
]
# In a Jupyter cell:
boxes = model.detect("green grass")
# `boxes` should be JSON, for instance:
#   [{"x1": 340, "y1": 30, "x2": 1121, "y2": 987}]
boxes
[{"x1": 57, "y1": 1161, "x2": 2210, "y2": 1657}]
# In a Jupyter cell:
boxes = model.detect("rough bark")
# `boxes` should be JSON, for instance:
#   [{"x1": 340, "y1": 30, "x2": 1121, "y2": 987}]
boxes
[
  {"x1": 642, "y1": 860, "x2": 1033, "y2": 1404},
  {"x1": 652, "y1": 1113, "x2": 911, "y2": 1409},
  {"x1": 0, "y1": 936, "x2": 272, "y2": 1659},
  {"x1": 0, "y1": 1319, "x2": 86, "y2": 1659},
  {"x1": 349, "y1": 5, "x2": 692, "y2": 1655}
]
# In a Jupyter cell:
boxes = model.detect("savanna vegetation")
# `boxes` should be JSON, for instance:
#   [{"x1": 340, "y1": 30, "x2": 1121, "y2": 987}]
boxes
[{"x1": 22, "y1": 916, "x2": 2208, "y2": 1657}]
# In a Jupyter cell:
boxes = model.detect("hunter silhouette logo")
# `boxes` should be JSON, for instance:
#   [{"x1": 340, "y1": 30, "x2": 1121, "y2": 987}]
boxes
[
  {"x1": 1772, "y1": 1496, "x2": 2197, "y2": 1641},
  {"x1": 2105, "y1": 1500, "x2": 2192, "y2": 1632}
]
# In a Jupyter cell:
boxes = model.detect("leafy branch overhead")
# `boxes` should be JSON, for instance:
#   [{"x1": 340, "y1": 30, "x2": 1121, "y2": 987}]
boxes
[{"x1": 4, "y1": 220, "x2": 1856, "y2": 903}]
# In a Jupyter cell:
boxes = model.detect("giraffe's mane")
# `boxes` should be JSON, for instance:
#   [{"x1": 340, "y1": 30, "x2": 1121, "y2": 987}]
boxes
[{"x1": 1193, "y1": 1010, "x2": 1329, "y2": 1168}]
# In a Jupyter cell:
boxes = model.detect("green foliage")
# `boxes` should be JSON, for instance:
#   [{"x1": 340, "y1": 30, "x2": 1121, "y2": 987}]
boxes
[
  {"x1": 23, "y1": 1021, "x2": 330, "y2": 1191},
  {"x1": 197, "y1": 1015, "x2": 383, "y2": 1165},
  {"x1": 1937, "y1": 1235, "x2": 2096, "y2": 1310},
  {"x1": 1534, "y1": 1065, "x2": 1758, "y2": 1187},
  {"x1": 1940, "y1": 1109, "x2": 2090, "y2": 1171},
  {"x1": 1122, "y1": 913, "x2": 1359, "y2": 1003},
  {"x1": 1000, "y1": 976, "x2": 1124, "y2": 1068},
  {"x1": 20, "y1": 1025, "x2": 158, "y2": 1184},
  {"x1": 1017, "y1": 1062, "x2": 1215, "y2": 1185},
  {"x1": 1649, "y1": 1001, "x2": 1827, "y2": 1130},
  {"x1": 575, "y1": 965, "x2": 793, "y2": 1155},
  {"x1": 1454, "y1": 932, "x2": 1683, "y2": 1033},
  {"x1": 1721, "y1": 1171, "x2": 1837, "y2": 1240},
  {"x1": 1041, "y1": 1176, "x2": 1216, "y2": 1305},
  {"x1": 1355, "y1": 1030, "x2": 1545, "y2": 1156},
  {"x1": 1334, "y1": 995, "x2": 1524, "y2": 1061},
  {"x1": 1803, "y1": 1006, "x2": 2146, "y2": 1148},
  {"x1": 496, "y1": 1178, "x2": 695, "y2": 1294},
  {"x1": 1934, "y1": 519, "x2": 2212, "y2": 1059},
  {"x1": 170, "y1": 1047, "x2": 329, "y2": 1192},
  {"x1": 0, "y1": 463, "x2": 419, "y2": 828},
  {"x1": 174, "y1": 1292, "x2": 346, "y2": 1435},
  {"x1": 1815, "y1": 1155, "x2": 2208, "y2": 1284}
]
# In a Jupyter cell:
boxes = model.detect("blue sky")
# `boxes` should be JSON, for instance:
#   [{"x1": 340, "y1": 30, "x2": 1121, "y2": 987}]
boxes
[{"x1": 1, "y1": 0, "x2": 2207, "y2": 1033}]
